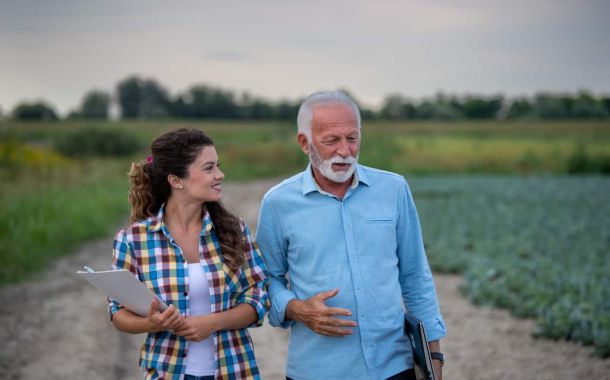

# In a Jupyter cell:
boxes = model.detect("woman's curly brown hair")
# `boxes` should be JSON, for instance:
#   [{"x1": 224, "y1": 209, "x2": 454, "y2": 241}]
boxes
[{"x1": 128, "y1": 128, "x2": 244, "y2": 270}]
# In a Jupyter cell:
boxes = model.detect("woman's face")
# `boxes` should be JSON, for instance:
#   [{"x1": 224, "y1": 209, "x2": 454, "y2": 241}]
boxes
[{"x1": 181, "y1": 145, "x2": 224, "y2": 203}]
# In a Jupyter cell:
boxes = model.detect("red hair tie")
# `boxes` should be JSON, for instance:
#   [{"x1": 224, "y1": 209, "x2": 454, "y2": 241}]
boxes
[{"x1": 146, "y1": 155, "x2": 154, "y2": 165}]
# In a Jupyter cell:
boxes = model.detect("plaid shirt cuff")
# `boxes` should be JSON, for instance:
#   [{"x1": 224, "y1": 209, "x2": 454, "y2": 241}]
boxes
[{"x1": 237, "y1": 285, "x2": 269, "y2": 327}]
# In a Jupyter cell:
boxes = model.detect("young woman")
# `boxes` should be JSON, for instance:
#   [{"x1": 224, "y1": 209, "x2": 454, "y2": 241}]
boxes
[{"x1": 109, "y1": 128, "x2": 269, "y2": 380}]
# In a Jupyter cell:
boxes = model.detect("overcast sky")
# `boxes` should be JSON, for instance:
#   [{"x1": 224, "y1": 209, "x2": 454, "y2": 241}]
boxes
[{"x1": 1, "y1": 0, "x2": 609, "y2": 115}]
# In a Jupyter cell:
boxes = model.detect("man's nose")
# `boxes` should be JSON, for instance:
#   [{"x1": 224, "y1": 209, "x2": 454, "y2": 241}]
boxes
[{"x1": 337, "y1": 139, "x2": 350, "y2": 157}]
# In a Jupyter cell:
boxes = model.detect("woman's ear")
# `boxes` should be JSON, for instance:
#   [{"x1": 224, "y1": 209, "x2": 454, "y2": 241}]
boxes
[{"x1": 167, "y1": 174, "x2": 183, "y2": 190}]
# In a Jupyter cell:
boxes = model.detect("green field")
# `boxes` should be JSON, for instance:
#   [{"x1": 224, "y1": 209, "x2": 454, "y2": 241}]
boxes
[
  {"x1": 1, "y1": 119, "x2": 609, "y2": 355},
  {"x1": 5, "y1": 119, "x2": 610, "y2": 176},
  {"x1": 411, "y1": 175, "x2": 610, "y2": 356}
]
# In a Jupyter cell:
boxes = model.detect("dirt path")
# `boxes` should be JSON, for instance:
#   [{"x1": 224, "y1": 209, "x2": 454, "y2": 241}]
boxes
[{"x1": 1, "y1": 179, "x2": 608, "y2": 380}]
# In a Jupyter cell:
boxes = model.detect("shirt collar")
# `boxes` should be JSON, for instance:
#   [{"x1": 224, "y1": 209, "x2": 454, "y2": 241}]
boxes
[
  {"x1": 147, "y1": 203, "x2": 214, "y2": 236},
  {"x1": 148, "y1": 206, "x2": 165, "y2": 232},
  {"x1": 302, "y1": 163, "x2": 369, "y2": 196}
]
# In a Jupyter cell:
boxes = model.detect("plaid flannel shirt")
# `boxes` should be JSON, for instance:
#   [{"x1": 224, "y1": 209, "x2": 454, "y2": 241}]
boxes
[{"x1": 109, "y1": 205, "x2": 269, "y2": 380}]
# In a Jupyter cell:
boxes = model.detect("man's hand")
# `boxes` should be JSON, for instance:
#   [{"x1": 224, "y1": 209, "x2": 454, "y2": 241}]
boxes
[
  {"x1": 285, "y1": 289, "x2": 357, "y2": 337},
  {"x1": 432, "y1": 360, "x2": 443, "y2": 380},
  {"x1": 429, "y1": 340, "x2": 443, "y2": 380}
]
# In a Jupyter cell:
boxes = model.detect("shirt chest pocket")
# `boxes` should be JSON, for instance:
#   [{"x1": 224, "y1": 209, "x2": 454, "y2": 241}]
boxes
[
  {"x1": 359, "y1": 217, "x2": 397, "y2": 264},
  {"x1": 364, "y1": 217, "x2": 394, "y2": 224}
]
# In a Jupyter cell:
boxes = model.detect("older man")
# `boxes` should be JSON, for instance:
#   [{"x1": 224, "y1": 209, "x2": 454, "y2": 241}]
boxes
[{"x1": 256, "y1": 91, "x2": 446, "y2": 380}]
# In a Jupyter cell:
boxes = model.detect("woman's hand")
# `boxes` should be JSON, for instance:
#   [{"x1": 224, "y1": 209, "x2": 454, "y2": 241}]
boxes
[
  {"x1": 172, "y1": 304, "x2": 257, "y2": 341},
  {"x1": 146, "y1": 298, "x2": 185, "y2": 333},
  {"x1": 174, "y1": 314, "x2": 218, "y2": 341},
  {"x1": 111, "y1": 298, "x2": 185, "y2": 334}
]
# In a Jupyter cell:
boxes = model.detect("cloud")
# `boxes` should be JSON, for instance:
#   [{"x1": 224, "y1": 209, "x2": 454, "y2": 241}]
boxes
[{"x1": 203, "y1": 50, "x2": 251, "y2": 62}]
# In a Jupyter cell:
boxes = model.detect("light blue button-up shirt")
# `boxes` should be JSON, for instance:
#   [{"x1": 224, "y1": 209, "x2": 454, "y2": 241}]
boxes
[{"x1": 256, "y1": 164, "x2": 446, "y2": 380}]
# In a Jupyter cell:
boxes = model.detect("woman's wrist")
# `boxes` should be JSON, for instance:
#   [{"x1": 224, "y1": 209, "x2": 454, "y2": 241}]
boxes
[{"x1": 207, "y1": 312, "x2": 223, "y2": 332}]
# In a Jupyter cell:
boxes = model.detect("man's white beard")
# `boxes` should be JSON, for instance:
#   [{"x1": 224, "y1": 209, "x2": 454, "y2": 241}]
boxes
[{"x1": 308, "y1": 143, "x2": 357, "y2": 183}]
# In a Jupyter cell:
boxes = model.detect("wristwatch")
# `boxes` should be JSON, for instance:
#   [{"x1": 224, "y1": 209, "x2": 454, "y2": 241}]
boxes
[{"x1": 430, "y1": 352, "x2": 444, "y2": 367}]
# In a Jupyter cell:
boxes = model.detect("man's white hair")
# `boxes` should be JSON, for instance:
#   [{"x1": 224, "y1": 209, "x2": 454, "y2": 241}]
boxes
[{"x1": 296, "y1": 90, "x2": 361, "y2": 140}]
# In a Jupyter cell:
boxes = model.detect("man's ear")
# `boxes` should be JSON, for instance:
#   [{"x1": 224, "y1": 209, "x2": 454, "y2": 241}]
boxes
[{"x1": 297, "y1": 133, "x2": 310, "y2": 155}]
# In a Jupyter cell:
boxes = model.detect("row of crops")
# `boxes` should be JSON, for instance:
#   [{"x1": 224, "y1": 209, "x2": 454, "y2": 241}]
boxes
[{"x1": 411, "y1": 175, "x2": 610, "y2": 356}]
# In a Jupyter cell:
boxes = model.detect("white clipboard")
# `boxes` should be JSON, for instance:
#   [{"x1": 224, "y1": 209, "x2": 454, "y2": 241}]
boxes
[{"x1": 77, "y1": 266, "x2": 168, "y2": 316}]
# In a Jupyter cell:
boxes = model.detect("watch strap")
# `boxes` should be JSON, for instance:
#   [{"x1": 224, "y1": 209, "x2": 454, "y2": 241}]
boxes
[{"x1": 430, "y1": 352, "x2": 444, "y2": 366}]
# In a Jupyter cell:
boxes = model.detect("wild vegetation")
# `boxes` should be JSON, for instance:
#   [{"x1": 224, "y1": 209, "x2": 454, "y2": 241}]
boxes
[
  {"x1": 0, "y1": 119, "x2": 608, "y2": 355},
  {"x1": 0, "y1": 140, "x2": 130, "y2": 284}
]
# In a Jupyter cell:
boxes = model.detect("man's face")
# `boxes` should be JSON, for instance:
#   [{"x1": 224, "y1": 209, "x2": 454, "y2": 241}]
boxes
[{"x1": 303, "y1": 103, "x2": 360, "y2": 183}]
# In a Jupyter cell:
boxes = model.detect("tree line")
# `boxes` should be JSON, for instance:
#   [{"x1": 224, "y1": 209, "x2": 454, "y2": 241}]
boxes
[{"x1": 5, "y1": 75, "x2": 610, "y2": 121}]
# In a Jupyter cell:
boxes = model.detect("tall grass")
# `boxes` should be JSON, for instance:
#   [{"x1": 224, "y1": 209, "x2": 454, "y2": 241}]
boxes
[
  {"x1": 360, "y1": 120, "x2": 610, "y2": 174},
  {"x1": 0, "y1": 152, "x2": 130, "y2": 285},
  {"x1": 6, "y1": 119, "x2": 610, "y2": 176}
]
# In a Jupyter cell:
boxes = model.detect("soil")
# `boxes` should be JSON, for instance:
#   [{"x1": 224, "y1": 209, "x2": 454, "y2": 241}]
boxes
[{"x1": 1, "y1": 179, "x2": 608, "y2": 380}]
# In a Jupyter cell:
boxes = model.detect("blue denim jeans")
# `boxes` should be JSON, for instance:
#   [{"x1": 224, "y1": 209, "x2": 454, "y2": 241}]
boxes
[
  {"x1": 286, "y1": 368, "x2": 416, "y2": 380},
  {"x1": 184, "y1": 374, "x2": 215, "y2": 380}
]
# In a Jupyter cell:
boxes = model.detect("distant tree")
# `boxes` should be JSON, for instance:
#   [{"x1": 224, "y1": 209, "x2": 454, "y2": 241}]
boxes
[
  {"x1": 415, "y1": 94, "x2": 462, "y2": 120},
  {"x1": 186, "y1": 86, "x2": 213, "y2": 118},
  {"x1": 184, "y1": 85, "x2": 239, "y2": 118},
  {"x1": 601, "y1": 96, "x2": 610, "y2": 116},
  {"x1": 239, "y1": 92, "x2": 275, "y2": 119},
  {"x1": 571, "y1": 91, "x2": 608, "y2": 118},
  {"x1": 380, "y1": 94, "x2": 417, "y2": 120},
  {"x1": 110, "y1": 78, "x2": 610, "y2": 121},
  {"x1": 140, "y1": 79, "x2": 171, "y2": 118},
  {"x1": 461, "y1": 95, "x2": 503, "y2": 119},
  {"x1": 66, "y1": 110, "x2": 82, "y2": 119},
  {"x1": 12, "y1": 101, "x2": 59, "y2": 121},
  {"x1": 506, "y1": 98, "x2": 535, "y2": 119},
  {"x1": 534, "y1": 93, "x2": 570, "y2": 119},
  {"x1": 116, "y1": 76, "x2": 170, "y2": 119},
  {"x1": 116, "y1": 77, "x2": 142, "y2": 118},
  {"x1": 168, "y1": 95, "x2": 189, "y2": 118},
  {"x1": 380, "y1": 94, "x2": 405, "y2": 119},
  {"x1": 275, "y1": 99, "x2": 300, "y2": 120},
  {"x1": 80, "y1": 90, "x2": 110, "y2": 119},
  {"x1": 250, "y1": 99, "x2": 275, "y2": 119}
]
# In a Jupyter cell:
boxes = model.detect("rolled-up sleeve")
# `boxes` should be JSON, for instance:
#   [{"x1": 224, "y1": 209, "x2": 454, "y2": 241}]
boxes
[
  {"x1": 108, "y1": 229, "x2": 137, "y2": 318},
  {"x1": 397, "y1": 180, "x2": 447, "y2": 341},
  {"x1": 256, "y1": 196, "x2": 297, "y2": 328},
  {"x1": 237, "y1": 221, "x2": 270, "y2": 327}
]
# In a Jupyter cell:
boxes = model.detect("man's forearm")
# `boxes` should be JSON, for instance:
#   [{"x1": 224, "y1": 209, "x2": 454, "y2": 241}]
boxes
[{"x1": 428, "y1": 340, "x2": 443, "y2": 380}]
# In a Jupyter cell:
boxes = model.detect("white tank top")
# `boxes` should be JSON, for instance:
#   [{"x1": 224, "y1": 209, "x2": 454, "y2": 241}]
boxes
[{"x1": 185, "y1": 262, "x2": 216, "y2": 376}]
